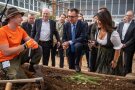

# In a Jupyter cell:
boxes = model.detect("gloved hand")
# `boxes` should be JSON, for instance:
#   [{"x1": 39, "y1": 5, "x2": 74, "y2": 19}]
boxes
[
  {"x1": 25, "y1": 39, "x2": 38, "y2": 49},
  {"x1": 32, "y1": 43, "x2": 38, "y2": 49}
]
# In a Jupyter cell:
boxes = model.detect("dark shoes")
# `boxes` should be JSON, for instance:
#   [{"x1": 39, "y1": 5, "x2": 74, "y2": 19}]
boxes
[{"x1": 75, "y1": 65, "x2": 81, "y2": 72}]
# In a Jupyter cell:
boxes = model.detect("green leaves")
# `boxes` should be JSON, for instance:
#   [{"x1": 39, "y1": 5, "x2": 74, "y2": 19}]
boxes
[{"x1": 68, "y1": 73, "x2": 101, "y2": 85}]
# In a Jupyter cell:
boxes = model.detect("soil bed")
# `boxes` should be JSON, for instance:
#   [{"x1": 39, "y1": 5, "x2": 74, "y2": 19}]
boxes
[{"x1": 0, "y1": 66, "x2": 135, "y2": 90}]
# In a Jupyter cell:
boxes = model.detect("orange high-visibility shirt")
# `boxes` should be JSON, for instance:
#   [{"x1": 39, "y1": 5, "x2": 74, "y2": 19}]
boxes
[{"x1": 0, "y1": 25, "x2": 28, "y2": 62}]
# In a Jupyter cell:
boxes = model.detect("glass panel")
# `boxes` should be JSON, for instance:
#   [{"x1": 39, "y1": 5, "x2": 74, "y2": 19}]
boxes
[
  {"x1": 30, "y1": 5, "x2": 33, "y2": 10},
  {"x1": 127, "y1": 0, "x2": 133, "y2": 11},
  {"x1": 70, "y1": 1, "x2": 74, "y2": 8},
  {"x1": 134, "y1": 0, "x2": 135, "y2": 12},
  {"x1": 34, "y1": 7, "x2": 37, "y2": 11},
  {"x1": 87, "y1": 0, "x2": 92, "y2": 15},
  {"x1": 63, "y1": 2, "x2": 67, "y2": 13},
  {"x1": 100, "y1": 0, "x2": 105, "y2": 7},
  {"x1": 93, "y1": 0, "x2": 98, "y2": 14},
  {"x1": 34, "y1": 0, "x2": 37, "y2": 6},
  {"x1": 9, "y1": 0, "x2": 12, "y2": 4},
  {"x1": 75, "y1": 1, "x2": 80, "y2": 10},
  {"x1": 30, "y1": 0, "x2": 33, "y2": 4},
  {"x1": 14, "y1": 0, "x2": 18, "y2": 6},
  {"x1": 25, "y1": 0, "x2": 29, "y2": 9},
  {"x1": 119, "y1": 0, "x2": 126, "y2": 15},
  {"x1": 56, "y1": 10, "x2": 58, "y2": 16},
  {"x1": 81, "y1": 0, "x2": 86, "y2": 14},
  {"x1": 1, "y1": 0, "x2": 5, "y2": 3},
  {"x1": 59, "y1": 10, "x2": 63, "y2": 16},
  {"x1": 30, "y1": 0, "x2": 33, "y2": 10},
  {"x1": 64, "y1": 2, "x2": 69, "y2": 10},
  {"x1": 59, "y1": 2, "x2": 63, "y2": 11},
  {"x1": 20, "y1": 0, "x2": 24, "y2": 8},
  {"x1": 106, "y1": 0, "x2": 111, "y2": 12},
  {"x1": 112, "y1": 0, "x2": 118, "y2": 15}
]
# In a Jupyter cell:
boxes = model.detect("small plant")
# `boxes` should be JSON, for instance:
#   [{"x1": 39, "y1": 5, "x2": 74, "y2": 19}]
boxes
[{"x1": 66, "y1": 73, "x2": 101, "y2": 85}]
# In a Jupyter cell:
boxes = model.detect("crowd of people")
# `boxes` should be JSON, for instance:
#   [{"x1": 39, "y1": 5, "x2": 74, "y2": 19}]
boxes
[{"x1": 0, "y1": 6, "x2": 135, "y2": 80}]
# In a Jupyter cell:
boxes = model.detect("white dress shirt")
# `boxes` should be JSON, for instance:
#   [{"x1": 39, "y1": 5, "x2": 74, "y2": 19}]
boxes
[
  {"x1": 69, "y1": 22, "x2": 77, "y2": 45},
  {"x1": 122, "y1": 21, "x2": 131, "y2": 40},
  {"x1": 39, "y1": 20, "x2": 50, "y2": 41}
]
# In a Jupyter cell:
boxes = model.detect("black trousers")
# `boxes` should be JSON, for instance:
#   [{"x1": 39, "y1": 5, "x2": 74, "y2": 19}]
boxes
[
  {"x1": 39, "y1": 41, "x2": 53, "y2": 66},
  {"x1": 51, "y1": 44, "x2": 64, "y2": 68},
  {"x1": 58, "y1": 47, "x2": 64, "y2": 68},
  {"x1": 51, "y1": 44, "x2": 57, "y2": 66},
  {"x1": 21, "y1": 45, "x2": 42, "y2": 65},
  {"x1": 124, "y1": 51, "x2": 134, "y2": 74},
  {"x1": 89, "y1": 47, "x2": 97, "y2": 72},
  {"x1": 68, "y1": 43, "x2": 83, "y2": 69}
]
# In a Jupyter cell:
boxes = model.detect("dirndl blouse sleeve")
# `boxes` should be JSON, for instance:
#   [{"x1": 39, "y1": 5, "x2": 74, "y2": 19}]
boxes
[{"x1": 110, "y1": 31, "x2": 123, "y2": 50}]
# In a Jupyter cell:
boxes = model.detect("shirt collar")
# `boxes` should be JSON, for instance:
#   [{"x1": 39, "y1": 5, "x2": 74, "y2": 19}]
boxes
[
  {"x1": 71, "y1": 21, "x2": 78, "y2": 27},
  {"x1": 42, "y1": 19, "x2": 49, "y2": 23},
  {"x1": 125, "y1": 20, "x2": 132, "y2": 24}
]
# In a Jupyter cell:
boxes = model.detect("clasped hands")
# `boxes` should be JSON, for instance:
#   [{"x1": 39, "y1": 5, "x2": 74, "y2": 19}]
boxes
[
  {"x1": 25, "y1": 39, "x2": 38, "y2": 49},
  {"x1": 62, "y1": 41, "x2": 70, "y2": 50}
]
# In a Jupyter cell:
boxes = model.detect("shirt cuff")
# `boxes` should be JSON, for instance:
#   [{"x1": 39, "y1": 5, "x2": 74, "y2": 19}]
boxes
[
  {"x1": 113, "y1": 44, "x2": 123, "y2": 50},
  {"x1": 68, "y1": 41, "x2": 73, "y2": 45}
]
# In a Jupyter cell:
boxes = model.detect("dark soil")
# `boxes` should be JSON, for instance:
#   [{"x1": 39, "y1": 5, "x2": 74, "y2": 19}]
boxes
[{"x1": 0, "y1": 65, "x2": 135, "y2": 90}]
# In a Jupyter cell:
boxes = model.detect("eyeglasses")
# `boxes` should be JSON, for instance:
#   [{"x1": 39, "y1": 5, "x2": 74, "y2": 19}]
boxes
[{"x1": 68, "y1": 15, "x2": 77, "y2": 18}]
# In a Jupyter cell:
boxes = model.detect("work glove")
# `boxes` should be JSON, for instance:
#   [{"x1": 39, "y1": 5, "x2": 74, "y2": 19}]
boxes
[{"x1": 25, "y1": 39, "x2": 38, "y2": 49}]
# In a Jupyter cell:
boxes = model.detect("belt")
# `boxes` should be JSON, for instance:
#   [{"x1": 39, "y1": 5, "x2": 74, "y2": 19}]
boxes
[{"x1": 39, "y1": 40, "x2": 51, "y2": 44}]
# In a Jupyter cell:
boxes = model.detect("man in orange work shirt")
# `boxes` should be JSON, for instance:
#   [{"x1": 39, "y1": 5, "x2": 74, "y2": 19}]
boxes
[{"x1": 0, "y1": 7, "x2": 42, "y2": 80}]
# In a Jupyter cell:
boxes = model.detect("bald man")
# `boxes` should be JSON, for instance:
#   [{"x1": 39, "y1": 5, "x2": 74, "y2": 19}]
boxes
[
  {"x1": 31, "y1": 8, "x2": 60, "y2": 66},
  {"x1": 117, "y1": 10, "x2": 135, "y2": 75}
]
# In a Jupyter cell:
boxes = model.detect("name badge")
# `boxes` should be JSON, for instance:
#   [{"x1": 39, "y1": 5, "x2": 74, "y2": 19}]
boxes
[{"x1": 2, "y1": 61, "x2": 10, "y2": 69}]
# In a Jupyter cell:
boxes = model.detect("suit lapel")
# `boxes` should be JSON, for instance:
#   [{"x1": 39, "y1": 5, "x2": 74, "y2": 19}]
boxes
[
  {"x1": 124, "y1": 21, "x2": 134, "y2": 41},
  {"x1": 119, "y1": 22, "x2": 124, "y2": 39},
  {"x1": 39, "y1": 19, "x2": 42, "y2": 33},
  {"x1": 49, "y1": 20, "x2": 52, "y2": 34},
  {"x1": 68, "y1": 23, "x2": 72, "y2": 39},
  {"x1": 75, "y1": 21, "x2": 79, "y2": 37}
]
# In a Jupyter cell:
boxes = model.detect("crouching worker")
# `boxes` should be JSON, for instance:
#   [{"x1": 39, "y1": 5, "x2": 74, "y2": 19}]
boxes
[{"x1": 0, "y1": 7, "x2": 42, "y2": 80}]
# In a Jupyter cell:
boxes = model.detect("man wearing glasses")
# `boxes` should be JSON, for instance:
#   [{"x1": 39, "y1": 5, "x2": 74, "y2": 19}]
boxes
[
  {"x1": 117, "y1": 10, "x2": 135, "y2": 75},
  {"x1": 62, "y1": 8, "x2": 86, "y2": 72}
]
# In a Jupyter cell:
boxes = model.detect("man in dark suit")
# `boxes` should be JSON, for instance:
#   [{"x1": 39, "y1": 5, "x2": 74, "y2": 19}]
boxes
[
  {"x1": 78, "y1": 13, "x2": 89, "y2": 69},
  {"x1": 87, "y1": 16, "x2": 98, "y2": 72},
  {"x1": 22, "y1": 14, "x2": 35, "y2": 36},
  {"x1": 21, "y1": 14, "x2": 42, "y2": 71},
  {"x1": 62, "y1": 8, "x2": 86, "y2": 72},
  {"x1": 31, "y1": 8, "x2": 60, "y2": 66},
  {"x1": 117, "y1": 10, "x2": 135, "y2": 74}
]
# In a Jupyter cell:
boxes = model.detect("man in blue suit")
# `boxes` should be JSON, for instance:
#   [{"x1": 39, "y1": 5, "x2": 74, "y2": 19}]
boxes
[{"x1": 62, "y1": 8, "x2": 86, "y2": 72}]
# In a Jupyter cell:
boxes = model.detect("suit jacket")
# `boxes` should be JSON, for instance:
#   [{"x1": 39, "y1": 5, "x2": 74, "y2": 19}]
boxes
[
  {"x1": 62, "y1": 20, "x2": 86, "y2": 46},
  {"x1": 21, "y1": 22, "x2": 32, "y2": 36},
  {"x1": 31, "y1": 18, "x2": 60, "y2": 44},
  {"x1": 87, "y1": 23, "x2": 98, "y2": 41},
  {"x1": 117, "y1": 20, "x2": 135, "y2": 52}
]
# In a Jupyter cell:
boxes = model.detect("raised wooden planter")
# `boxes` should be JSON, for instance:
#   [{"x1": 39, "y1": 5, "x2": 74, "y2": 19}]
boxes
[{"x1": 0, "y1": 65, "x2": 135, "y2": 90}]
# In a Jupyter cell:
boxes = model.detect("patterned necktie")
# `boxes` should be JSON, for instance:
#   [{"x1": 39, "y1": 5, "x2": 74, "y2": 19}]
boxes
[{"x1": 71, "y1": 24, "x2": 76, "y2": 52}]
